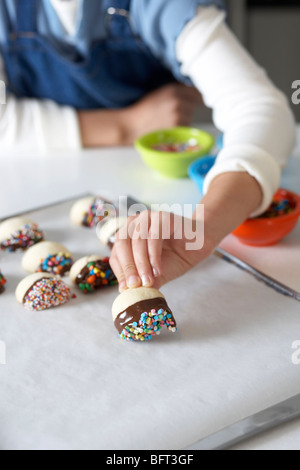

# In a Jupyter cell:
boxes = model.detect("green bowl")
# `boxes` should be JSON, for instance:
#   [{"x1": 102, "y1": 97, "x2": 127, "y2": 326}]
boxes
[{"x1": 135, "y1": 127, "x2": 215, "y2": 179}]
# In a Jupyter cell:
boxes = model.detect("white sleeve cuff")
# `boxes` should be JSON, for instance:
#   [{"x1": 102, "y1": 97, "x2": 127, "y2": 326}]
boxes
[
  {"x1": 0, "y1": 97, "x2": 82, "y2": 154},
  {"x1": 203, "y1": 144, "x2": 281, "y2": 217}
]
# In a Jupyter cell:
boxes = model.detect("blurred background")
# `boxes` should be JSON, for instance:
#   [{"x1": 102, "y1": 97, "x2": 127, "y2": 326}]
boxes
[{"x1": 197, "y1": 0, "x2": 300, "y2": 122}]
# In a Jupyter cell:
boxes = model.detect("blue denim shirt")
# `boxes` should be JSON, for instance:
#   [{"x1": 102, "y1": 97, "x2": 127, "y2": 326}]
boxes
[{"x1": 0, "y1": 0, "x2": 225, "y2": 109}]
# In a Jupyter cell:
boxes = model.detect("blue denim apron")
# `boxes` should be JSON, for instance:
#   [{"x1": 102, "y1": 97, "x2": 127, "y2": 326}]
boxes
[{"x1": 1, "y1": 0, "x2": 175, "y2": 109}]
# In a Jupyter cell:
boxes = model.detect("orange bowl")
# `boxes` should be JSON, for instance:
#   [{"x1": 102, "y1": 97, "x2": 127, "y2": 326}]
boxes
[{"x1": 232, "y1": 189, "x2": 300, "y2": 247}]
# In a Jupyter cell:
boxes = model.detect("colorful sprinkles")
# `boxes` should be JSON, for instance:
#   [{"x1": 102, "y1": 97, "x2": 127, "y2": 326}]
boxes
[
  {"x1": 120, "y1": 309, "x2": 177, "y2": 342},
  {"x1": 259, "y1": 199, "x2": 296, "y2": 219},
  {"x1": 0, "y1": 271, "x2": 7, "y2": 294},
  {"x1": 82, "y1": 198, "x2": 113, "y2": 228},
  {"x1": 37, "y1": 253, "x2": 74, "y2": 276},
  {"x1": 23, "y1": 278, "x2": 73, "y2": 311},
  {"x1": 77, "y1": 257, "x2": 117, "y2": 294},
  {"x1": 0, "y1": 224, "x2": 44, "y2": 252},
  {"x1": 152, "y1": 139, "x2": 202, "y2": 153}
]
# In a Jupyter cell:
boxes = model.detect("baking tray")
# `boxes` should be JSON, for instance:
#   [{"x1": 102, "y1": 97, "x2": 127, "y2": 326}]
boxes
[{"x1": 1, "y1": 196, "x2": 300, "y2": 450}]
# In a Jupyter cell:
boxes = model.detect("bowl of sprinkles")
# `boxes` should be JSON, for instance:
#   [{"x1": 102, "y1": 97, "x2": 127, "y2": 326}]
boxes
[
  {"x1": 232, "y1": 189, "x2": 300, "y2": 246},
  {"x1": 135, "y1": 127, "x2": 215, "y2": 178}
]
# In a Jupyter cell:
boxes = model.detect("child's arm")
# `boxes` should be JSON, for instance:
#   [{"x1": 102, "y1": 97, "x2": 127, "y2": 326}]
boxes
[
  {"x1": 110, "y1": 4, "x2": 296, "y2": 290},
  {"x1": 177, "y1": 6, "x2": 296, "y2": 215},
  {"x1": 110, "y1": 171, "x2": 262, "y2": 290}
]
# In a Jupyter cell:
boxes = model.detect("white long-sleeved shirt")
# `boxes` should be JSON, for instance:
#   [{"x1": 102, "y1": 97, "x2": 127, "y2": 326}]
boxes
[
  {"x1": 177, "y1": 6, "x2": 296, "y2": 215},
  {"x1": 0, "y1": 2, "x2": 296, "y2": 215}
]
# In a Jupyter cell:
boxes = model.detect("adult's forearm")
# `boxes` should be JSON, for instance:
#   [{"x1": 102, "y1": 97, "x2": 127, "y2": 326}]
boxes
[
  {"x1": 78, "y1": 109, "x2": 131, "y2": 148},
  {"x1": 78, "y1": 83, "x2": 202, "y2": 148}
]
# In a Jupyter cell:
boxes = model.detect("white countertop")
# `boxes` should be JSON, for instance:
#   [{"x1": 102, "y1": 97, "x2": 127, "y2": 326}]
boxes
[{"x1": 0, "y1": 125, "x2": 300, "y2": 451}]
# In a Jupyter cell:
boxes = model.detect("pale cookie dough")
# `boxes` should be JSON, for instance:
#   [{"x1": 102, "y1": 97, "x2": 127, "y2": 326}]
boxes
[
  {"x1": 112, "y1": 287, "x2": 177, "y2": 342},
  {"x1": 16, "y1": 273, "x2": 72, "y2": 311},
  {"x1": 0, "y1": 217, "x2": 44, "y2": 252},
  {"x1": 22, "y1": 241, "x2": 73, "y2": 276},
  {"x1": 70, "y1": 255, "x2": 117, "y2": 294},
  {"x1": 70, "y1": 196, "x2": 114, "y2": 228},
  {"x1": 97, "y1": 216, "x2": 128, "y2": 248}
]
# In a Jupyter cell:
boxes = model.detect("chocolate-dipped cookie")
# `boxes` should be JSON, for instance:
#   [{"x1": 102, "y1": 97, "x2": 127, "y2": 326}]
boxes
[
  {"x1": 0, "y1": 217, "x2": 44, "y2": 252},
  {"x1": 22, "y1": 241, "x2": 73, "y2": 276},
  {"x1": 97, "y1": 216, "x2": 128, "y2": 248},
  {"x1": 0, "y1": 270, "x2": 7, "y2": 294},
  {"x1": 70, "y1": 255, "x2": 117, "y2": 294},
  {"x1": 16, "y1": 273, "x2": 72, "y2": 311},
  {"x1": 70, "y1": 196, "x2": 114, "y2": 228},
  {"x1": 112, "y1": 287, "x2": 177, "y2": 342}
]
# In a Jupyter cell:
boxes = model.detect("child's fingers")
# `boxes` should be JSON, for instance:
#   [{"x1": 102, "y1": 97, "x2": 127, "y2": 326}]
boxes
[
  {"x1": 113, "y1": 221, "x2": 142, "y2": 290},
  {"x1": 109, "y1": 254, "x2": 127, "y2": 292},
  {"x1": 130, "y1": 211, "x2": 154, "y2": 287},
  {"x1": 111, "y1": 211, "x2": 165, "y2": 291},
  {"x1": 132, "y1": 237, "x2": 154, "y2": 287},
  {"x1": 112, "y1": 239, "x2": 141, "y2": 289},
  {"x1": 147, "y1": 213, "x2": 164, "y2": 278},
  {"x1": 148, "y1": 237, "x2": 163, "y2": 279}
]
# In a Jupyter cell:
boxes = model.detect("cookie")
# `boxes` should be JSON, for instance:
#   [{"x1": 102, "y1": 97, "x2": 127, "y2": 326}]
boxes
[
  {"x1": 0, "y1": 217, "x2": 44, "y2": 252},
  {"x1": 70, "y1": 255, "x2": 117, "y2": 294},
  {"x1": 22, "y1": 241, "x2": 73, "y2": 276},
  {"x1": 0, "y1": 270, "x2": 7, "y2": 294},
  {"x1": 16, "y1": 273, "x2": 72, "y2": 311},
  {"x1": 97, "y1": 216, "x2": 128, "y2": 248},
  {"x1": 70, "y1": 196, "x2": 114, "y2": 228},
  {"x1": 112, "y1": 287, "x2": 177, "y2": 342}
]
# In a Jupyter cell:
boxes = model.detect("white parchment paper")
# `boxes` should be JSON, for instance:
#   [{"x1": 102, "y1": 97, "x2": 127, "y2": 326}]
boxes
[{"x1": 0, "y1": 199, "x2": 300, "y2": 450}]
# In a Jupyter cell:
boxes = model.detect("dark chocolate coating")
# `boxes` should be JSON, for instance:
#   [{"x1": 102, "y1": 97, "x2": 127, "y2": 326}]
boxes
[
  {"x1": 37, "y1": 256, "x2": 73, "y2": 277},
  {"x1": 114, "y1": 297, "x2": 176, "y2": 334},
  {"x1": 75, "y1": 259, "x2": 116, "y2": 289}
]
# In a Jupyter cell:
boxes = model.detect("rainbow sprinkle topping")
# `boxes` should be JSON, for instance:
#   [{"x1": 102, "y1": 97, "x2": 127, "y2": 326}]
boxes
[
  {"x1": 152, "y1": 140, "x2": 202, "y2": 153},
  {"x1": 76, "y1": 257, "x2": 117, "y2": 294},
  {"x1": 119, "y1": 309, "x2": 177, "y2": 342},
  {"x1": 0, "y1": 224, "x2": 44, "y2": 252},
  {"x1": 37, "y1": 253, "x2": 74, "y2": 276},
  {"x1": 0, "y1": 271, "x2": 6, "y2": 294},
  {"x1": 82, "y1": 198, "x2": 113, "y2": 228},
  {"x1": 259, "y1": 199, "x2": 296, "y2": 219},
  {"x1": 24, "y1": 278, "x2": 72, "y2": 311}
]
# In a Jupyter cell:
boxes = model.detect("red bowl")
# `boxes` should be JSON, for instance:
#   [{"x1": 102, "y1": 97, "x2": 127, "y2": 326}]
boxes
[{"x1": 232, "y1": 189, "x2": 300, "y2": 247}]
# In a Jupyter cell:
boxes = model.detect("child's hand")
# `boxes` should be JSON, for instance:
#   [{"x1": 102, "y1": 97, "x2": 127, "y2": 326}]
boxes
[
  {"x1": 126, "y1": 84, "x2": 203, "y2": 142},
  {"x1": 109, "y1": 173, "x2": 263, "y2": 292},
  {"x1": 109, "y1": 210, "x2": 213, "y2": 291}
]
